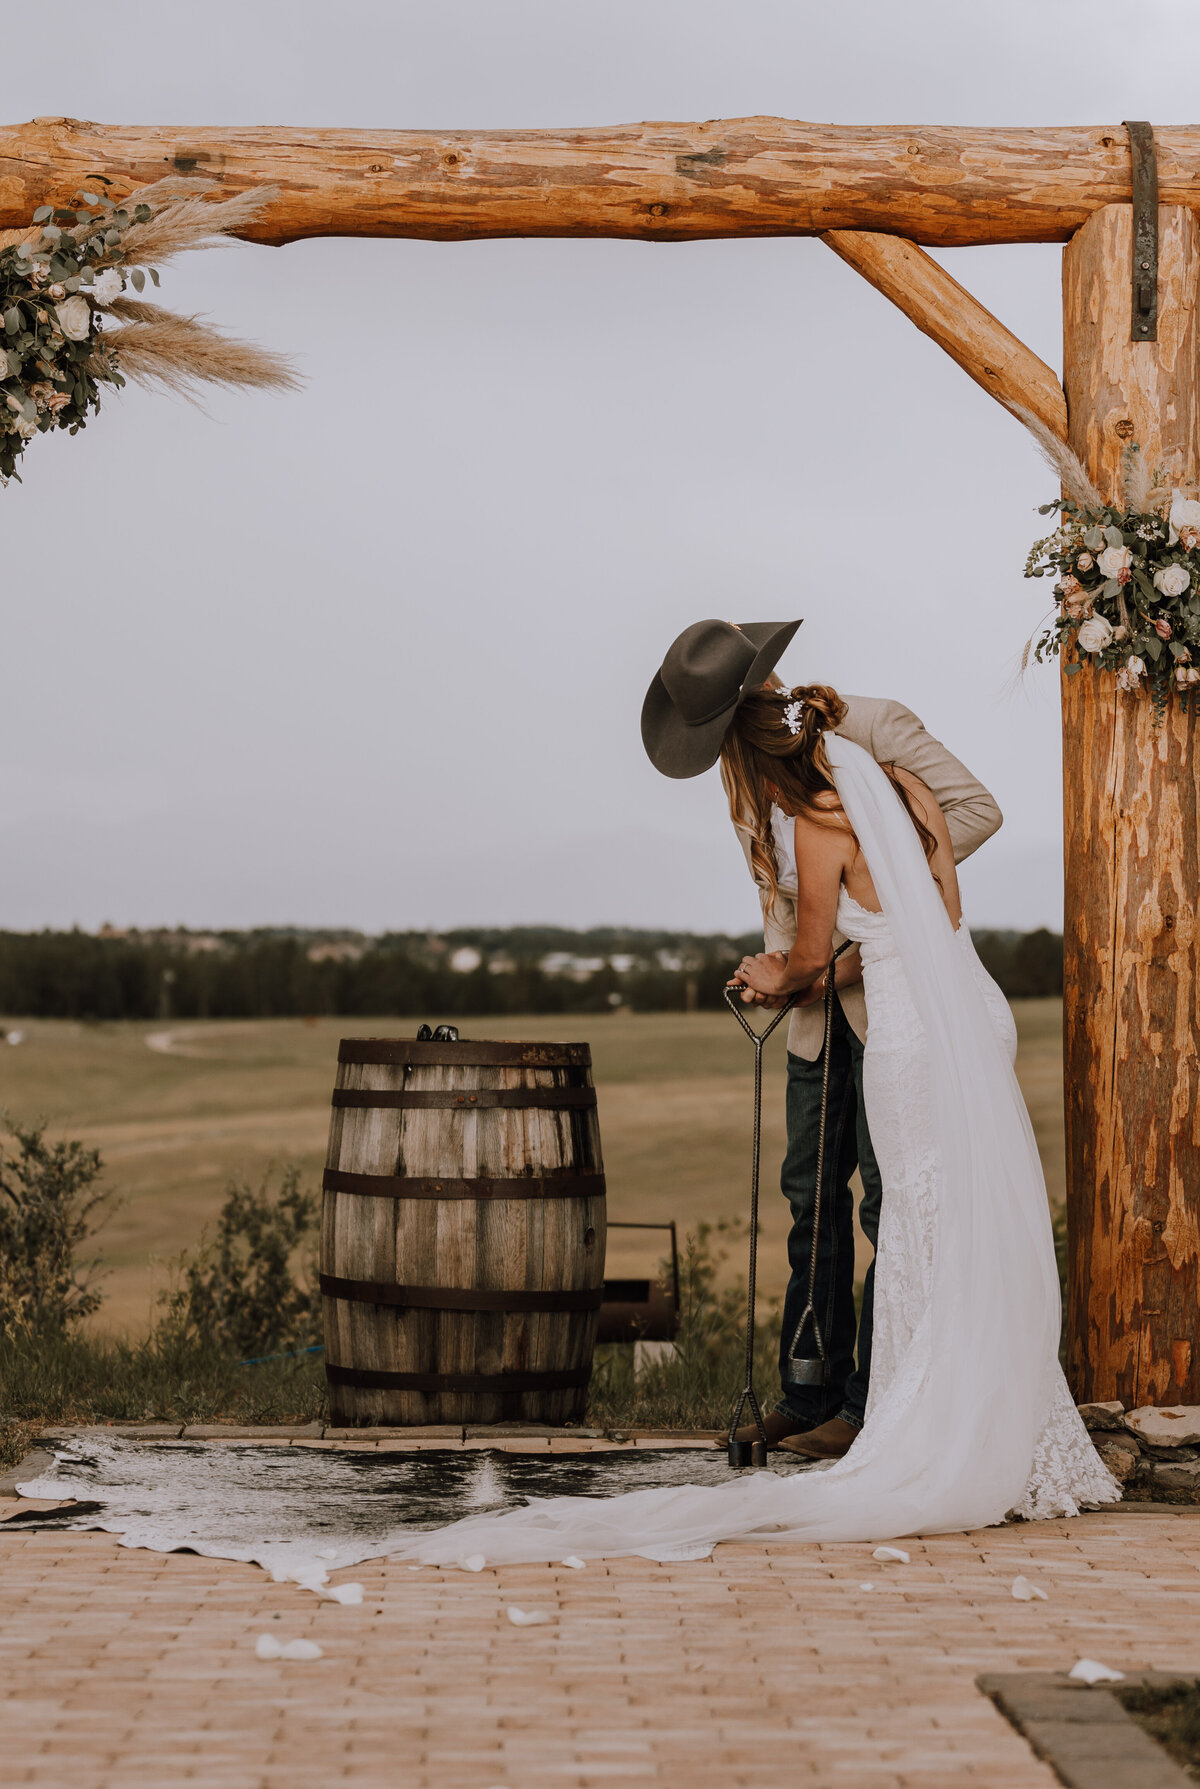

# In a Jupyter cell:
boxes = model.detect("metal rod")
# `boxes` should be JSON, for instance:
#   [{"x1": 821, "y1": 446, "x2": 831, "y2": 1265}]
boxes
[
  {"x1": 784, "y1": 949, "x2": 851, "y2": 1387},
  {"x1": 723, "y1": 983, "x2": 796, "y2": 1469}
]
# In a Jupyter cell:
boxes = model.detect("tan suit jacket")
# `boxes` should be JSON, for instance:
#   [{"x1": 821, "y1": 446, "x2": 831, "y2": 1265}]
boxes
[{"x1": 732, "y1": 695, "x2": 1002, "y2": 1059}]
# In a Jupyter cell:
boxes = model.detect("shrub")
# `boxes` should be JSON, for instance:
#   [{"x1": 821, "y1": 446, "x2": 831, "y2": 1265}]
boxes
[
  {"x1": 0, "y1": 1123, "x2": 112, "y2": 1339},
  {"x1": 587, "y1": 1219, "x2": 782, "y2": 1432},
  {"x1": 158, "y1": 1165, "x2": 321, "y2": 1359}
]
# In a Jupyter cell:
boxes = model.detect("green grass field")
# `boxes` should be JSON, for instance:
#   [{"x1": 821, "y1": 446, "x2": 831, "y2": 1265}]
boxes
[{"x1": 0, "y1": 1002, "x2": 1065, "y2": 1336}]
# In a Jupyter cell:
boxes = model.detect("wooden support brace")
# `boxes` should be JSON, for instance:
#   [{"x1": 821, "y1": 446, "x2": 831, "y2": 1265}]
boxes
[{"x1": 821, "y1": 229, "x2": 1067, "y2": 442}]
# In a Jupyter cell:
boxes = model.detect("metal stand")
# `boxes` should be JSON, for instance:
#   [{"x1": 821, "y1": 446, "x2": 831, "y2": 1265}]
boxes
[{"x1": 724, "y1": 942, "x2": 853, "y2": 1470}]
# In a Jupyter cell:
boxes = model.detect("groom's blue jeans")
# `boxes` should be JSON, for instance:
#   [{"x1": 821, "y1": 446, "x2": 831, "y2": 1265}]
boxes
[{"x1": 775, "y1": 1001, "x2": 883, "y2": 1431}]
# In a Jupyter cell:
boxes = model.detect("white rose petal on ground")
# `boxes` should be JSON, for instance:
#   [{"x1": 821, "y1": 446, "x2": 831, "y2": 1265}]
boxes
[
  {"x1": 872, "y1": 1546, "x2": 910, "y2": 1564},
  {"x1": 1068, "y1": 1658, "x2": 1125, "y2": 1684},
  {"x1": 1011, "y1": 1575, "x2": 1049, "y2": 1601},
  {"x1": 458, "y1": 1553, "x2": 487, "y2": 1572},
  {"x1": 319, "y1": 1582, "x2": 363, "y2": 1605},
  {"x1": 858, "y1": 1582, "x2": 876, "y2": 1591},
  {"x1": 280, "y1": 1639, "x2": 324, "y2": 1660},
  {"x1": 255, "y1": 1634, "x2": 284, "y2": 1659},
  {"x1": 506, "y1": 1606, "x2": 551, "y2": 1626},
  {"x1": 561, "y1": 1556, "x2": 586, "y2": 1570}
]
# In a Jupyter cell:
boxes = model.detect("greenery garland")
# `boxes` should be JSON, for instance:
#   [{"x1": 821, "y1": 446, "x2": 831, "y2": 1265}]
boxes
[
  {"x1": 0, "y1": 178, "x2": 298, "y2": 485},
  {"x1": 0, "y1": 188, "x2": 142, "y2": 481},
  {"x1": 1025, "y1": 462, "x2": 1200, "y2": 715}
]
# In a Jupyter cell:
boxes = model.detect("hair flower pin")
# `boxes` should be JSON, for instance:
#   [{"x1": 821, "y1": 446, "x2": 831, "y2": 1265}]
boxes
[{"x1": 783, "y1": 698, "x2": 805, "y2": 736}]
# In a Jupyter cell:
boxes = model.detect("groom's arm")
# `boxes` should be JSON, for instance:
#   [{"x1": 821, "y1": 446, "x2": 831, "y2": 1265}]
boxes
[{"x1": 869, "y1": 699, "x2": 1002, "y2": 865}]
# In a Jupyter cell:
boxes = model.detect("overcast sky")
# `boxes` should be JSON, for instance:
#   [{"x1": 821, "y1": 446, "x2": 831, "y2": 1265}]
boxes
[{"x1": 3, "y1": 0, "x2": 1197, "y2": 935}]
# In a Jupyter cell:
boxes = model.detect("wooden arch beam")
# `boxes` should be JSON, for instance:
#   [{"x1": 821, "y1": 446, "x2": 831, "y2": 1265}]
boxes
[
  {"x1": 821, "y1": 230, "x2": 1068, "y2": 441},
  {"x1": 5, "y1": 116, "x2": 1200, "y2": 249}
]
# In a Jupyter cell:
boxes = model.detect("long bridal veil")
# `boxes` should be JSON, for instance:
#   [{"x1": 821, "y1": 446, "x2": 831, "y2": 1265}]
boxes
[{"x1": 395, "y1": 735, "x2": 1066, "y2": 1565}]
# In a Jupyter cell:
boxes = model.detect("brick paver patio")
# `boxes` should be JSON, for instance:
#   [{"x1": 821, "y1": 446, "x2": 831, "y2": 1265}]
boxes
[{"x1": 3, "y1": 1440, "x2": 1199, "y2": 1788}]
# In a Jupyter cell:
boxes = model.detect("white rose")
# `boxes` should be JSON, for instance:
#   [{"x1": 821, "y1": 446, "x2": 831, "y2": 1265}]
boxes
[
  {"x1": 54, "y1": 295, "x2": 92, "y2": 341},
  {"x1": 1127, "y1": 655, "x2": 1146, "y2": 678},
  {"x1": 91, "y1": 269, "x2": 124, "y2": 304},
  {"x1": 1097, "y1": 544, "x2": 1133, "y2": 577},
  {"x1": 1077, "y1": 616, "x2": 1114, "y2": 653},
  {"x1": 1169, "y1": 490, "x2": 1200, "y2": 544},
  {"x1": 1154, "y1": 562, "x2": 1191, "y2": 598}
]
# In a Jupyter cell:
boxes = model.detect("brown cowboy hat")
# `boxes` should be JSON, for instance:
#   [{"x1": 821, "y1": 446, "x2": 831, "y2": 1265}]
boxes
[{"x1": 640, "y1": 617, "x2": 803, "y2": 779}]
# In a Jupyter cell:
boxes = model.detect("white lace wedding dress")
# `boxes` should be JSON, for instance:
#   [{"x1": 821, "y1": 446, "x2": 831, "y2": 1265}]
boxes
[{"x1": 396, "y1": 735, "x2": 1118, "y2": 1566}]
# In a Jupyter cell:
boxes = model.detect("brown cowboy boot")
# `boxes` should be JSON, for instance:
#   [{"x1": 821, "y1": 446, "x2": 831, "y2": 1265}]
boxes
[
  {"x1": 723, "y1": 1410, "x2": 814, "y2": 1451},
  {"x1": 777, "y1": 1416, "x2": 860, "y2": 1460}
]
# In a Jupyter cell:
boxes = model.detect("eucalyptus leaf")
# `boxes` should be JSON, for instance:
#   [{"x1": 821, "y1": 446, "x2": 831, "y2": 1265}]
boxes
[
  {"x1": 130, "y1": 268, "x2": 145, "y2": 293},
  {"x1": 31, "y1": 205, "x2": 52, "y2": 223},
  {"x1": 78, "y1": 192, "x2": 99, "y2": 206},
  {"x1": 1084, "y1": 527, "x2": 1106, "y2": 551},
  {"x1": 1105, "y1": 524, "x2": 1123, "y2": 547},
  {"x1": 1064, "y1": 662, "x2": 1082, "y2": 676},
  {"x1": 148, "y1": 267, "x2": 160, "y2": 287}
]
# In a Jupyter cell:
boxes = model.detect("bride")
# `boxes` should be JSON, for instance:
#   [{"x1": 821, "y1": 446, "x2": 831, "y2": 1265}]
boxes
[{"x1": 399, "y1": 678, "x2": 1118, "y2": 1566}]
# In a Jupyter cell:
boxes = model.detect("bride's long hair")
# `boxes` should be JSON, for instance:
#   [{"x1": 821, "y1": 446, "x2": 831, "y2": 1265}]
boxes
[{"x1": 720, "y1": 683, "x2": 941, "y2": 912}]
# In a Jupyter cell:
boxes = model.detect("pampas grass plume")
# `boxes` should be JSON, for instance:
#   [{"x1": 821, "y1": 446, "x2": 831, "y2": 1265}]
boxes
[
  {"x1": 1010, "y1": 405, "x2": 1105, "y2": 513},
  {"x1": 102, "y1": 302, "x2": 300, "y2": 399}
]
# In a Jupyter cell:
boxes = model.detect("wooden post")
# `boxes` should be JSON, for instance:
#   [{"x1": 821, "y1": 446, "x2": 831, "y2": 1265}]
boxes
[{"x1": 1062, "y1": 202, "x2": 1200, "y2": 1405}]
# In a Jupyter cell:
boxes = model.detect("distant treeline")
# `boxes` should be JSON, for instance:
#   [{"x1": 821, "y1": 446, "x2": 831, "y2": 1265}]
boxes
[{"x1": 0, "y1": 923, "x2": 1064, "y2": 1022}]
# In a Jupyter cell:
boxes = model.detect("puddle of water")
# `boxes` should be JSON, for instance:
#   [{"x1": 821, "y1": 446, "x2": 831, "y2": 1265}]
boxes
[{"x1": 17, "y1": 1438, "x2": 806, "y2": 1562}]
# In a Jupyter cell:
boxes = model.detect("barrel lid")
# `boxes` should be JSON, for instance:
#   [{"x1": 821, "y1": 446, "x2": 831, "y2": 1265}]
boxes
[{"x1": 337, "y1": 1038, "x2": 592, "y2": 1067}]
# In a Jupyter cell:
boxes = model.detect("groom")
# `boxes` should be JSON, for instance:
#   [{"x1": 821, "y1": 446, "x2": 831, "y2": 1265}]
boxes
[{"x1": 641, "y1": 619, "x2": 1002, "y2": 1458}]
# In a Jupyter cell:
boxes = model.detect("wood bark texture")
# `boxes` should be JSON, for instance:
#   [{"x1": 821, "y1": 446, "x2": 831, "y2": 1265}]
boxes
[
  {"x1": 8, "y1": 117, "x2": 1200, "y2": 246},
  {"x1": 321, "y1": 1040, "x2": 606, "y2": 1426},
  {"x1": 1061, "y1": 202, "x2": 1200, "y2": 1405},
  {"x1": 822, "y1": 229, "x2": 1067, "y2": 440}
]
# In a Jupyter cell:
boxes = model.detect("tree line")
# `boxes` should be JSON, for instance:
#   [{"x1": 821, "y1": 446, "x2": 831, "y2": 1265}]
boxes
[{"x1": 0, "y1": 924, "x2": 1064, "y2": 1022}]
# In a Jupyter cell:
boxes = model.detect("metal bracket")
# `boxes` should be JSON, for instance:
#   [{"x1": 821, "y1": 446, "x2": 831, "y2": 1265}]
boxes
[{"x1": 1124, "y1": 120, "x2": 1158, "y2": 342}]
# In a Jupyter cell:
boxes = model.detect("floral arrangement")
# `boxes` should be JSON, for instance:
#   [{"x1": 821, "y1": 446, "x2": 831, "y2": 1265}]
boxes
[
  {"x1": 1022, "y1": 415, "x2": 1200, "y2": 713},
  {"x1": 0, "y1": 178, "x2": 298, "y2": 484}
]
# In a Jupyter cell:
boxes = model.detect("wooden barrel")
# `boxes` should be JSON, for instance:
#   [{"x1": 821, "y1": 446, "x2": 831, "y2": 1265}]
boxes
[{"x1": 320, "y1": 1037, "x2": 606, "y2": 1426}]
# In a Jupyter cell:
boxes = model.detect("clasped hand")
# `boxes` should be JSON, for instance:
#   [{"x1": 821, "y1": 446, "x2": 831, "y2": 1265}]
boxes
[{"x1": 728, "y1": 951, "x2": 826, "y2": 1010}]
